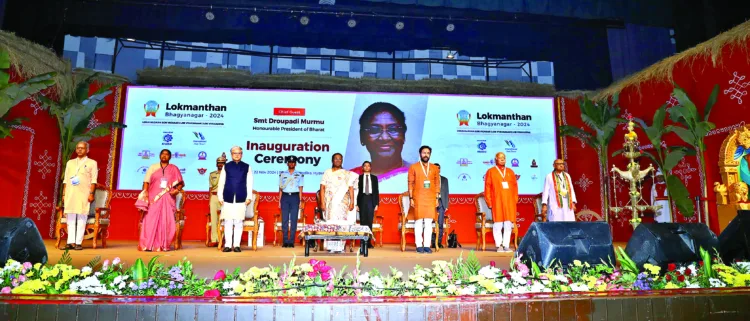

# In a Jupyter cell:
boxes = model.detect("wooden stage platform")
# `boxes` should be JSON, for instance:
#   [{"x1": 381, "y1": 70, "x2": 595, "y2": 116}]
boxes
[
  {"x1": 41, "y1": 240, "x2": 515, "y2": 278},
  {"x1": 1, "y1": 241, "x2": 746, "y2": 321}
]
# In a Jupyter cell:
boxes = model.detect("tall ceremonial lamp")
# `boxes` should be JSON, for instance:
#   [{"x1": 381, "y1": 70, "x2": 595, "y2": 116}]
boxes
[{"x1": 609, "y1": 117, "x2": 658, "y2": 229}]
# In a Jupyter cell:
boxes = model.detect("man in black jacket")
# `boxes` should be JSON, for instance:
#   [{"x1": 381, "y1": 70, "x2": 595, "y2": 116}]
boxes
[{"x1": 357, "y1": 161, "x2": 379, "y2": 249}]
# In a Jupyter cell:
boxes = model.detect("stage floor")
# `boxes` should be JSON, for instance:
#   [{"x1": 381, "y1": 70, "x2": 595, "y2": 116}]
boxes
[{"x1": 42, "y1": 240, "x2": 516, "y2": 278}]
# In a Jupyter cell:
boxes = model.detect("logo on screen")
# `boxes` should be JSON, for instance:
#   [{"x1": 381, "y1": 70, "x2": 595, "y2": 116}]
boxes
[
  {"x1": 162, "y1": 132, "x2": 173, "y2": 145},
  {"x1": 515, "y1": 174, "x2": 521, "y2": 181},
  {"x1": 193, "y1": 132, "x2": 207, "y2": 145},
  {"x1": 458, "y1": 173, "x2": 471, "y2": 181},
  {"x1": 483, "y1": 159, "x2": 495, "y2": 166},
  {"x1": 531, "y1": 159, "x2": 538, "y2": 168},
  {"x1": 456, "y1": 158, "x2": 472, "y2": 166},
  {"x1": 197, "y1": 168, "x2": 207, "y2": 175},
  {"x1": 144, "y1": 100, "x2": 159, "y2": 117},
  {"x1": 179, "y1": 168, "x2": 187, "y2": 174},
  {"x1": 504, "y1": 140, "x2": 517, "y2": 152},
  {"x1": 482, "y1": 174, "x2": 486, "y2": 181},
  {"x1": 198, "y1": 151, "x2": 207, "y2": 160},
  {"x1": 531, "y1": 174, "x2": 538, "y2": 180},
  {"x1": 173, "y1": 152, "x2": 186, "y2": 159},
  {"x1": 136, "y1": 166, "x2": 148, "y2": 175},
  {"x1": 138, "y1": 150, "x2": 154, "y2": 159},
  {"x1": 511, "y1": 158, "x2": 519, "y2": 167},
  {"x1": 477, "y1": 140, "x2": 487, "y2": 153},
  {"x1": 457, "y1": 110, "x2": 471, "y2": 126}
]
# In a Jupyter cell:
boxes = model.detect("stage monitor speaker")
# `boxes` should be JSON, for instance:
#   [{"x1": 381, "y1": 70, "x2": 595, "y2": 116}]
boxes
[
  {"x1": 0, "y1": 218, "x2": 48, "y2": 266},
  {"x1": 516, "y1": 222, "x2": 614, "y2": 267},
  {"x1": 625, "y1": 223, "x2": 718, "y2": 269},
  {"x1": 719, "y1": 210, "x2": 750, "y2": 263}
]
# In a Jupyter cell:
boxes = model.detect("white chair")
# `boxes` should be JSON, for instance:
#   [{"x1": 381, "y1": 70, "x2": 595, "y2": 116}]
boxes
[{"x1": 474, "y1": 192, "x2": 518, "y2": 251}]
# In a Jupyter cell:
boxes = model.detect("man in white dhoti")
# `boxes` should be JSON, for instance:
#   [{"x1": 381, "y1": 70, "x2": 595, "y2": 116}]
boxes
[
  {"x1": 541, "y1": 159, "x2": 577, "y2": 222},
  {"x1": 61, "y1": 141, "x2": 98, "y2": 250},
  {"x1": 218, "y1": 146, "x2": 254, "y2": 252},
  {"x1": 651, "y1": 169, "x2": 672, "y2": 223},
  {"x1": 320, "y1": 153, "x2": 357, "y2": 253}
]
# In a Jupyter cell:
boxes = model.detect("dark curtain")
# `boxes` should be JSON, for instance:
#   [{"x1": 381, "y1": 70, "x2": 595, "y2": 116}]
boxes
[{"x1": 607, "y1": 24, "x2": 675, "y2": 81}]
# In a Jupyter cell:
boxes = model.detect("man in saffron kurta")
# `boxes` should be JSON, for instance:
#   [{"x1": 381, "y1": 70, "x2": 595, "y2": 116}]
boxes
[
  {"x1": 541, "y1": 159, "x2": 577, "y2": 222},
  {"x1": 408, "y1": 145, "x2": 441, "y2": 254},
  {"x1": 483, "y1": 152, "x2": 518, "y2": 252}
]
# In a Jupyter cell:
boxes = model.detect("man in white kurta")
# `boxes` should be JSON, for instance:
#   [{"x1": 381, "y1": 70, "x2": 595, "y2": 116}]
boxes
[
  {"x1": 62, "y1": 141, "x2": 98, "y2": 250},
  {"x1": 217, "y1": 146, "x2": 254, "y2": 252},
  {"x1": 541, "y1": 159, "x2": 577, "y2": 222},
  {"x1": 651, "y1": 169, "x2": 672, "y2": 223}
]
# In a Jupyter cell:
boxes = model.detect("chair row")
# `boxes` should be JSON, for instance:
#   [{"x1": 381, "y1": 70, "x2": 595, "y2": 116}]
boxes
[{"x1": 54, "y1": 188, "x2": 604, "y2": 251}]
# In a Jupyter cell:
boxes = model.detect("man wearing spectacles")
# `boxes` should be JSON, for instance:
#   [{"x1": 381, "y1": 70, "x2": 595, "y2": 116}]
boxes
[
  {"x1": 541, "y1": 159, "x2": 577, "y2": 222},
  {"x1": 217, "y1": 146, "x2": 254, "y2": 252},
  {"x1": 352, "y1": 102, "x2": 411, "y2": 179}
]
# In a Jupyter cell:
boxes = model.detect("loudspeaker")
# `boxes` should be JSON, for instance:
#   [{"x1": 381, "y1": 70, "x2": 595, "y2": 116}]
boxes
[
  {"x1": 625, "y1": 223, "x2": 718, "y2": 269},
  {"x1": 516, "y1": 222, "x2": 614, "y2": 267},
  {"x1": 0, "y1": 218, "x2": 48, "y2": 266},
  {"x1": 719, "y1": 211, "x2": 750, "y2": 263}
]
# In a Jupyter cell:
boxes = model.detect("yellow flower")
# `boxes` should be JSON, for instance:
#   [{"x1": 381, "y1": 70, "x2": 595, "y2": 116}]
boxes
[
  {"x1": 469, "y1": 275, "x2": 483, "y2": 283},
  {"x1": 573, "y1": 260, "x2": 582, "y2": 267},
  {"x1": 233, "y1": 284, "x2": 245, "y2": 293},
  {"x1": 33, "y1": 263, "x2": 41, "y2": 270},
  {"x1": 479, "y1": 279, "x2": 498, "y2": 292},
  {"x1": 584, "y1": 262, "x2": 591, "y2": 268},
  {"x1": 596, "y1": 284, "x2": 607, "y2": 292},
  {"x1": 62, "y1": 289, "x2": 77, "y2": 295},
  {"x1": 268, "y1": 271, "x2": 279, "y2": 280},
  {"x1": 643, "y1": 264, "x2": 661, "y2": 276},
  {"x1": 664, "y1": 282, "x2": 679, "y2": 289},
  {"x1": 26, "y1": 271, "x2": 34, "y2": 277},
  {"x1": 287, "y1": 276, "x2": 298, "y2": 283}
]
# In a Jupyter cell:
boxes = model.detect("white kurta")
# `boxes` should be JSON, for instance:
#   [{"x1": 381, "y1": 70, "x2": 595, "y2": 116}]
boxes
[
  {"x1": 217, "y1": 164, "x2": 254, "y2": 221},
  {"x1": 541, "y1": 172, "x2": 577, "y2": 222},
  {"x1": 651, "y1": 182, "x2": 672, "y2": 223},
  {"x1": 320, "y1": 168, "x2": 357, "y2": 252}
]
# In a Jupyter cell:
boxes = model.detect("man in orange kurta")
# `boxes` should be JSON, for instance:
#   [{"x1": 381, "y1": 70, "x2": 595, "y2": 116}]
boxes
[
  {"x1": 408, "y1": 145, "x2": 441, "y2": 254},
  {"x1": 484, "y1": 152, "x2": 518, "y2": 252}
]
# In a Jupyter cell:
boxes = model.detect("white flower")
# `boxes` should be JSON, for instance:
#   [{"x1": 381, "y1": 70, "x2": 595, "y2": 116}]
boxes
[
  {"x1": 684, "y1": 281, "x2": 701, "y2": 289},
  {"x1": 709, "y1": 278, "x2": 726, "y2": 288},
  {"x1": 94, "y1": 272, "x2": 103, "y2": 277},
  {"x1": 357, "y1": 272, "x2": 370, "y2": 283},
  {"x1": 570, "y1": 283, "x2": 590, "y2": 292},
  {"x1": 361, "y1": 292, "x2": 371, "y2": 296},
  {"x1": 529, "y1": 281, "x2": 550, "y2": 293},
  {"x1": 81, "y1": 266, "x2": 92, "y2": 274},
  {"x1": 416, "y1": 284, "x2": 425, "y2": 290},
  {"x1": 300, "y1": 263, "x2": 313, "y2": 273},
  {"x1": 555, "y1": 275, "x2": 568, "y2": 283},
  {"x1": 688, "y1": 264, "x2": 698, "y2": 276},
  {"x1": 459, "y1": 285, "x2": 476, "y2": 295},
  {"x1": 439, "y1": 275, "x2": 449, "y2": 283},
  {"x1": 369, "y1": 276, "x2": 384, "y2": 289},
  {"x1": 478, "y1": 266, "x2": 500, "y2": 279},
  {"x1": 736, "y1": 262, "x2": 750, "y2": 272},
  {"x1": 114, "y1": 276, "x2": 123, "y2": 284},
  {"x1": 70, "y1": 276, "x2": 118, "y2": 295},
  {"x1": 446, "y1": 284, "x2": 457, "y2": 294}
]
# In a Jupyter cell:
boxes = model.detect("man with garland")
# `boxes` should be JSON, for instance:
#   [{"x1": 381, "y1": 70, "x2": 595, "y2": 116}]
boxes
[{"x1": 541, "y1": 159, "x2": 577, "y2": 222}]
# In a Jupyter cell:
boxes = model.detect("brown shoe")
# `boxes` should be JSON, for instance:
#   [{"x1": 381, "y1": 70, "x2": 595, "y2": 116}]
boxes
[
  {"x1": 74, "y1": 245, "x2": 83, "y2": 251},
  {"x1": 207, "y1": 242, "x2": 218, "y2": 247}
]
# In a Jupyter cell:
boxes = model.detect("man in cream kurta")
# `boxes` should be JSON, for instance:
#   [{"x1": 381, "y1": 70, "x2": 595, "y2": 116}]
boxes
[
  {"x1": 651, "y1": 169, "x2": 671, "y2": 223},
  {"x1": 61, "y1": 141, "x2": 98, "y2": 250},
  {"x1": 217, "y1": 146, "x2": 254, "y2": 252},
  {"x1": 541, "y1": 159, "x2": 577, "y2": 222}
]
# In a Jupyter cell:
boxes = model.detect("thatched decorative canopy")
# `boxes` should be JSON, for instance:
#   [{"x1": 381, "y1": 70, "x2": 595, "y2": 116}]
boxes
[
  {"x1": 593, "y1": 20, "x2": 750, "y2": 101},
  {"x1": 137, "y1": 67, "x2": 558, "y2": 97},
  {"x1": 0, "y1": 30, "x2": 72, "y2": 96}
]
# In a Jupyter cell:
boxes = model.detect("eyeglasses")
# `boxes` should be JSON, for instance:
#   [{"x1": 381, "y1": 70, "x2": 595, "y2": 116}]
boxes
[{"x1": 364, "y1": 125, "x2": 404, "y2": 138}]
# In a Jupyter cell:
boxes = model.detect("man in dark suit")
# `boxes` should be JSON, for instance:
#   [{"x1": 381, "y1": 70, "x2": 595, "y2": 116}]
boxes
[
  {"x1": 434, "y1": 163, "x2": 449, "y2": 248},
  {"x1": 357, "y1": 161, "x2": 379, "y2": 249}
]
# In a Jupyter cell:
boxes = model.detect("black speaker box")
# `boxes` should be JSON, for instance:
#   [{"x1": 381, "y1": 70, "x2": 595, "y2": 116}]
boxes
[
  {"x1": 516, "y1": 222, "x2": 615, "y2": 267},
  {"x1": 0, "y1": 218, "x2": 48, "y2": 266},
  {"x1": 625, "y1": 223, "x2": 718, "y2": 269},
  {"x1": 719, "y1": 211, "x2": 750, "y2": 263}
]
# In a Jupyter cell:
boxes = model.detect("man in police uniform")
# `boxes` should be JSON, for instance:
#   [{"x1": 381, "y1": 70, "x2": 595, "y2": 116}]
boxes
[
  {"x1": 279, "y1": 156, "x2": 304, "y2": 248},
  {"x1": 207, "y1": 153, "x2": 226, "y2": 247}
]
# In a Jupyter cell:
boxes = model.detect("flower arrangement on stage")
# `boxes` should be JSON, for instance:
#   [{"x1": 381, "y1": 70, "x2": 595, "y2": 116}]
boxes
[{"x1": 1, "y1": 249, "x2": 749, "y2": 297}]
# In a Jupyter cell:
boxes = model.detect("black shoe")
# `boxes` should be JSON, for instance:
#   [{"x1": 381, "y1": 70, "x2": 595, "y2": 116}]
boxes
[
  {"x1": 367, "y1": 244, "x2": 375, "y2": 249},
  {"x1": 74, "y1": 245, "x2": 83, "y2": 251},
  {"x1": 282, "y1": 243, "x2": 288, "y2": 248},
  {"x1": 222, "y1": 247, "x2": 231, "y2": 252},
  {"x1": 233, "y1": 247, "x2": 241, "y2": 252},
  {"x1": 289, "y1": 243, "x2": 295, "y2": 248},
  {"x1": 438, "y1": 244, "x2": 445, "y2": 249},
  {"x1": 62, "y1": 244, "x2": 73, "y2": 250}
]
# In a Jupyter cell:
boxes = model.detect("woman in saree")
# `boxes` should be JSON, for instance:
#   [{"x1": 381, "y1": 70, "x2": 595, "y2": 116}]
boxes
[
  {"x1": 320, "y1": 153, "x2": 357, "y2": 253},
  {"x1": 136, "y1": 149, "x2": 185, "y2": 251}
]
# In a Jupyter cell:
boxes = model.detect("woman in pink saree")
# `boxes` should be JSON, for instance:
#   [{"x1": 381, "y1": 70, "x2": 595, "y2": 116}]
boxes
[{"x1": 136, "y1": 149, "x2": 185, "y2": 251}]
